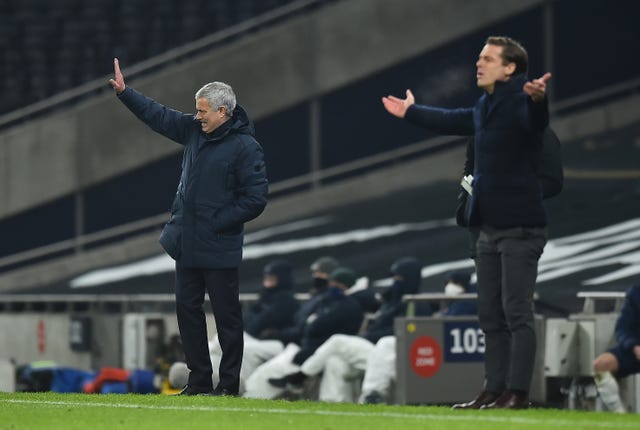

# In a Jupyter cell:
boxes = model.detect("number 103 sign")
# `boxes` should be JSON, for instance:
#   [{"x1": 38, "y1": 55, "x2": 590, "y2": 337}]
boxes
[{"x1": 444, "y1": 321, "x2": 485, "y2": 362}]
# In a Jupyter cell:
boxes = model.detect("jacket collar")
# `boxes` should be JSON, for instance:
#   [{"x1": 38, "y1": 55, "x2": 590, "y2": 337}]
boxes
[
  {"x1": 492, "y1": 73, "x2": 527, "y2": 97},
  {"x1": 203, "y1": 104, "x2": 255, "y2": 143},
  {"x1": 481, "y1": 73, "x2": 528, "y2": 121}
]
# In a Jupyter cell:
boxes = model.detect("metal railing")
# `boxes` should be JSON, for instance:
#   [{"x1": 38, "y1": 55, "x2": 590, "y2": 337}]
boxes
[
  {"x1": 576, "y1": 291, "x2": 626, "y2": 314},
  {"x1": 0, "y1": 133, "x2": 463, "y2": 272}
]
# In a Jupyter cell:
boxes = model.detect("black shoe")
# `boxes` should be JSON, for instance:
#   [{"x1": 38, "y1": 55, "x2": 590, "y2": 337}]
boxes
[
  {"x1": 451, "y1": 390, "x2": 500, "y2": 409},
  {"x1": 481, "y1": 390, "x2": 530, "y2": 410},
  {"x1": 175, "y1": 385, "x2": 214, "y2": 396},
  {"x1": 268, "y1": 371, "x2": 306, "y2": 394},
  {"x1": 210, "y1": 386, "x2": 238, "y2": 397},
  {"x1": 363, "y1": 391, "x2": 385, "y2": 404}
]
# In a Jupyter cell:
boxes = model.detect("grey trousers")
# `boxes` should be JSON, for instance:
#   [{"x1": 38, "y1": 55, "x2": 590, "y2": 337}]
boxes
[{"x1": 475, "y1": 226, "x2": 546, "y2": 393}]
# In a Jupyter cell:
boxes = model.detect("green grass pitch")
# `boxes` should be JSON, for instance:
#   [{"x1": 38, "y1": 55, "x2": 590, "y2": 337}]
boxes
[{"x1": 1, "y1": 392, "x2": 639, "y2": 430}]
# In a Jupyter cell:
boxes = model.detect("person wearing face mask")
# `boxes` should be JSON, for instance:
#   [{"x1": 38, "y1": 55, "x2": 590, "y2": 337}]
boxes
[
  {"x1": 437, "y1": 271, "x2": 478, "y2": 317},
  {"x1": 243, "y1": 267, "x2": 364, "y2": 399},
  {"x1": 359, "y1": 270, "x2": 478, "y2": 404},
  {"x1": 255, "y1": 256, "x2": 340, "y2": 347},
  {"x1": 267, "y1": 257, "x2": 430, "y2": 402}
]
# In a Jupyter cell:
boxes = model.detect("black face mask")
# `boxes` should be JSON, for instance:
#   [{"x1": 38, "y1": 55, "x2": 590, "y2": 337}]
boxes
[{"x1": 312, "y1": 277, "x2": 329, "y2": 289}]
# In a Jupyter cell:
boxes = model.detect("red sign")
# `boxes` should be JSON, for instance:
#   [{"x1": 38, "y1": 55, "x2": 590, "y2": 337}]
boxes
[
  {"x1": 409, "y1": 336, "x2": 442, "y2": 378},
  {"x1": 37, "y1": 320, "x2": 46, "y2": 354}
]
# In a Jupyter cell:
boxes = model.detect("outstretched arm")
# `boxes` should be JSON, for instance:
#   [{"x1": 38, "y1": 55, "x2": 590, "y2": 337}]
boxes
[
  {"x1": 381, "y1": 89, "x2": 415, "y2": 118},
  {"x1": 382, "y1": 89, "x2": 474, "y2": 135},
  {"x1": 110, "y1": 58, "x2": 194, "y2": 144}
]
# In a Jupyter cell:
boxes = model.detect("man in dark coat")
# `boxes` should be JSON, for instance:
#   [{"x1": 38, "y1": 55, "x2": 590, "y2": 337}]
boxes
[
  {"x1": 109, "y1": 58, "x2": 268, "y2": 396},
  {"x1": 382, "y1": 36, "x2": 551, "y2": 409}
]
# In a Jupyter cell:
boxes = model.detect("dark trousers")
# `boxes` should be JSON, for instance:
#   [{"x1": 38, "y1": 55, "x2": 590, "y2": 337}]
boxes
[
  {"x1": 175, "y1": 264, "x2": 243, "y2": 393},
  {"x1": 475, "y1": 226, "x2": 546, "y2": 393}
]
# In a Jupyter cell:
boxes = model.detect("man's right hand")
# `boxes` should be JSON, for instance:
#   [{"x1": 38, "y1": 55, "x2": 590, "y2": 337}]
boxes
[
  {"x1": 108, "y1": 58, "x2": 126, "y2": 94},
  {"x1": 381, "y1": 89, "x2": 415, "y2": 118}
]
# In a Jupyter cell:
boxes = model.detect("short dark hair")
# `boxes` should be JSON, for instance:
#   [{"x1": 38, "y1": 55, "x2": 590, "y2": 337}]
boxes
[{"x1": 486, "y1": 36, "x2": 528, "y2": 75}]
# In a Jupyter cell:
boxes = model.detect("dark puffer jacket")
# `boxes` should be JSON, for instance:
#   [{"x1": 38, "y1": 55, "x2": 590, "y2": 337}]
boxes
[
  {"x1": 244, "y1": 260, "x2": 299, "y2": 338},
  {"x1": 117, "y1": 87, "x2": 268, "y2": 268}
]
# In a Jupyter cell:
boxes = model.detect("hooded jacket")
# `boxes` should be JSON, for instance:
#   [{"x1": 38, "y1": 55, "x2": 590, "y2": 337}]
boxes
[
  {"x1": 117, "y1": 87, "x2": 268, "y2": 268},
  {"x1": 405, "y1": 73, "x2": 548, "y2": 229},
  {"x1": 244, "y1": 260, "x2": 299, "y2": 338},
  {"x1": 365, "y1": 257, "x2": 430, "y2": 343}
]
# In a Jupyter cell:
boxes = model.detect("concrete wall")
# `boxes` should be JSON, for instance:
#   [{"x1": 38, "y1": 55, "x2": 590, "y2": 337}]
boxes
[
  {"x1": 0, "y1": 314, "x2": 91, "y2": 369},
  {"x1": 0, "y1": 0, "x2": 542, "y2": 220}
]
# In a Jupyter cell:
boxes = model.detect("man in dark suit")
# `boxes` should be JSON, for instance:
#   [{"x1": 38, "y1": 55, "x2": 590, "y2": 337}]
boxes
[
  {"x1": 110, "y1": 59, "x2": 268, "y2": 396},
  {"x1": 382, "y1": 36, "x2": 551, "y2": 409}
]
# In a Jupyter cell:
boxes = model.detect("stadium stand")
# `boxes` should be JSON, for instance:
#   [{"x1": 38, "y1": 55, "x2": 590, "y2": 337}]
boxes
[{"x1": 0, "y1": 0, "x2": 301, "y2": 115}]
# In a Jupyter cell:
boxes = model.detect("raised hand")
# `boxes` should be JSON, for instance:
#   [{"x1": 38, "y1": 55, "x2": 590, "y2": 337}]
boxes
[
  {"x1": 381, "y1": 89, "x2": 415, "y2": 118},
  {"x1": 523, "y1": 72, "x2": 551, "y2": 102},
  {"x1": 108, "y1": 58, "x2": 126, "y2": 94}
]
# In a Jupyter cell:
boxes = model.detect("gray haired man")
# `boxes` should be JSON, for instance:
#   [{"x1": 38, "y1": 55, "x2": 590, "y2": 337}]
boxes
[{"x1": 110, "y1": 58, "x2": 268, "y2": 396}]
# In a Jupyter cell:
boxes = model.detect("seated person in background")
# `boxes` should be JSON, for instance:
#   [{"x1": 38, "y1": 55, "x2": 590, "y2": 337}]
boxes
[
  {"x1": 435, "y1": 271, "x2": 478, "y2": 317},
  {"x1": 359, "y1": 270, "x2": 477, "y2": 404},
  {"x1": 261, "y1": 256, "x2": 340, "y2": 345},
  {"x1": 208, "y1": 259, "x2": 299, "y2": 394},
  {"x1": 309, "y1": 256, "x2": 340, "y2": 296},
  {"x1": 243, "y1": 267, "x2": 364, "y2": 399},
  {"x1": 244, "y1": 260, "x2": 299, "y2": 339},
  {"x1": 269, "y1": 257, "x2": 429, "y2": 403},
  {"x1": 592, "y1": 284, "x2": 640, "y2": 413}
]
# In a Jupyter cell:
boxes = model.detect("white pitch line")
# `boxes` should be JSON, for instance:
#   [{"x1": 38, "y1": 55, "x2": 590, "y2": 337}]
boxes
[{"x1": 1, "y1": 399, "x2": 638, "y2": 429}]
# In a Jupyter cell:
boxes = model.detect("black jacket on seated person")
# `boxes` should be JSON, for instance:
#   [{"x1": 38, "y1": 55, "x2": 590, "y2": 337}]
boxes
[
  {"x1": 365, "y1": 257, "x2": 431, "y2": 343},
  {"x1": 244, "y1": 261, "x2": 299, "y2": 339},
  {"x1": 292, "y1": 287, "x2": 364, "y2": 365}
]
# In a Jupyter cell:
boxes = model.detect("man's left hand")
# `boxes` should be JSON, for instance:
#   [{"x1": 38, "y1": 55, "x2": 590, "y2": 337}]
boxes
[
  {"x1": 633, "y1": 345, "x2": 640, "y2": 361},
  {"x1": 524, "y1": 72, "x2": 552, "y2": 102}
]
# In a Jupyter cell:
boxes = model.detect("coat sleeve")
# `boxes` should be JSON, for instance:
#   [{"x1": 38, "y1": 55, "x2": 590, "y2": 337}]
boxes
[
  {"x1": 405, "y1": 105, "x2": 475, "y2": 135},
  {"x1": 527, "y1": 96, "x2": 549, "y2": 132},
  {"x1": 117, "y1": 86, "x2": 194, "y2": 145},
  {"x1": 215, "y1": 141, "x2": 269, "y2": 232},
  {"x1": 244, "y1": 294, "x2": 298, "y2": 338},
  {"x1": 615, "y1": 286, "x2": 640, "y2": 350}
]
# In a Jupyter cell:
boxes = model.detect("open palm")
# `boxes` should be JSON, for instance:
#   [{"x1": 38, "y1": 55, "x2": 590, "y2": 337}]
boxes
[{"x1": 108, "y1": 58, "x2": 126, "y2": 94}]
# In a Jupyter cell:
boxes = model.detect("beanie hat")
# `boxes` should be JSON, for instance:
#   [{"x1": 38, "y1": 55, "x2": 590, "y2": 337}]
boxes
[
  {"x1": 330, "y1": 267, "x2": 357, "y2": 288},
  {"x1": 390, "y1": 257, "x2": 422, "y2": 294},
  {"x1": 310, "y1": 256, "x2": 339, "y2": 274},
  {"x1": 263, "y1": 260, "x2": 293, "y2": 290},
  {"x1": 264, "y1": 259, "x2": 292, "y2": 278}
]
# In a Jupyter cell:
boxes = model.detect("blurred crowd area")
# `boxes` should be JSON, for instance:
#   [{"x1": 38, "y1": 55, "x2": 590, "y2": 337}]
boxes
[{"x1": 0, "y1": 0, "x2": 300, "y2": 115}]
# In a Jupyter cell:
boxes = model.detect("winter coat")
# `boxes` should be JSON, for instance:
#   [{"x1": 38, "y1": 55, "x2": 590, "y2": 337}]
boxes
[
  {"x1": 405, "y1": 74, "x2": 548, "y2": 228},
  {"x1": 244, "y1": 266, "x2": 299, "y2": 339},
  {"x1": 117, "y1": 87, "x2": 268, "y2": 268}
]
